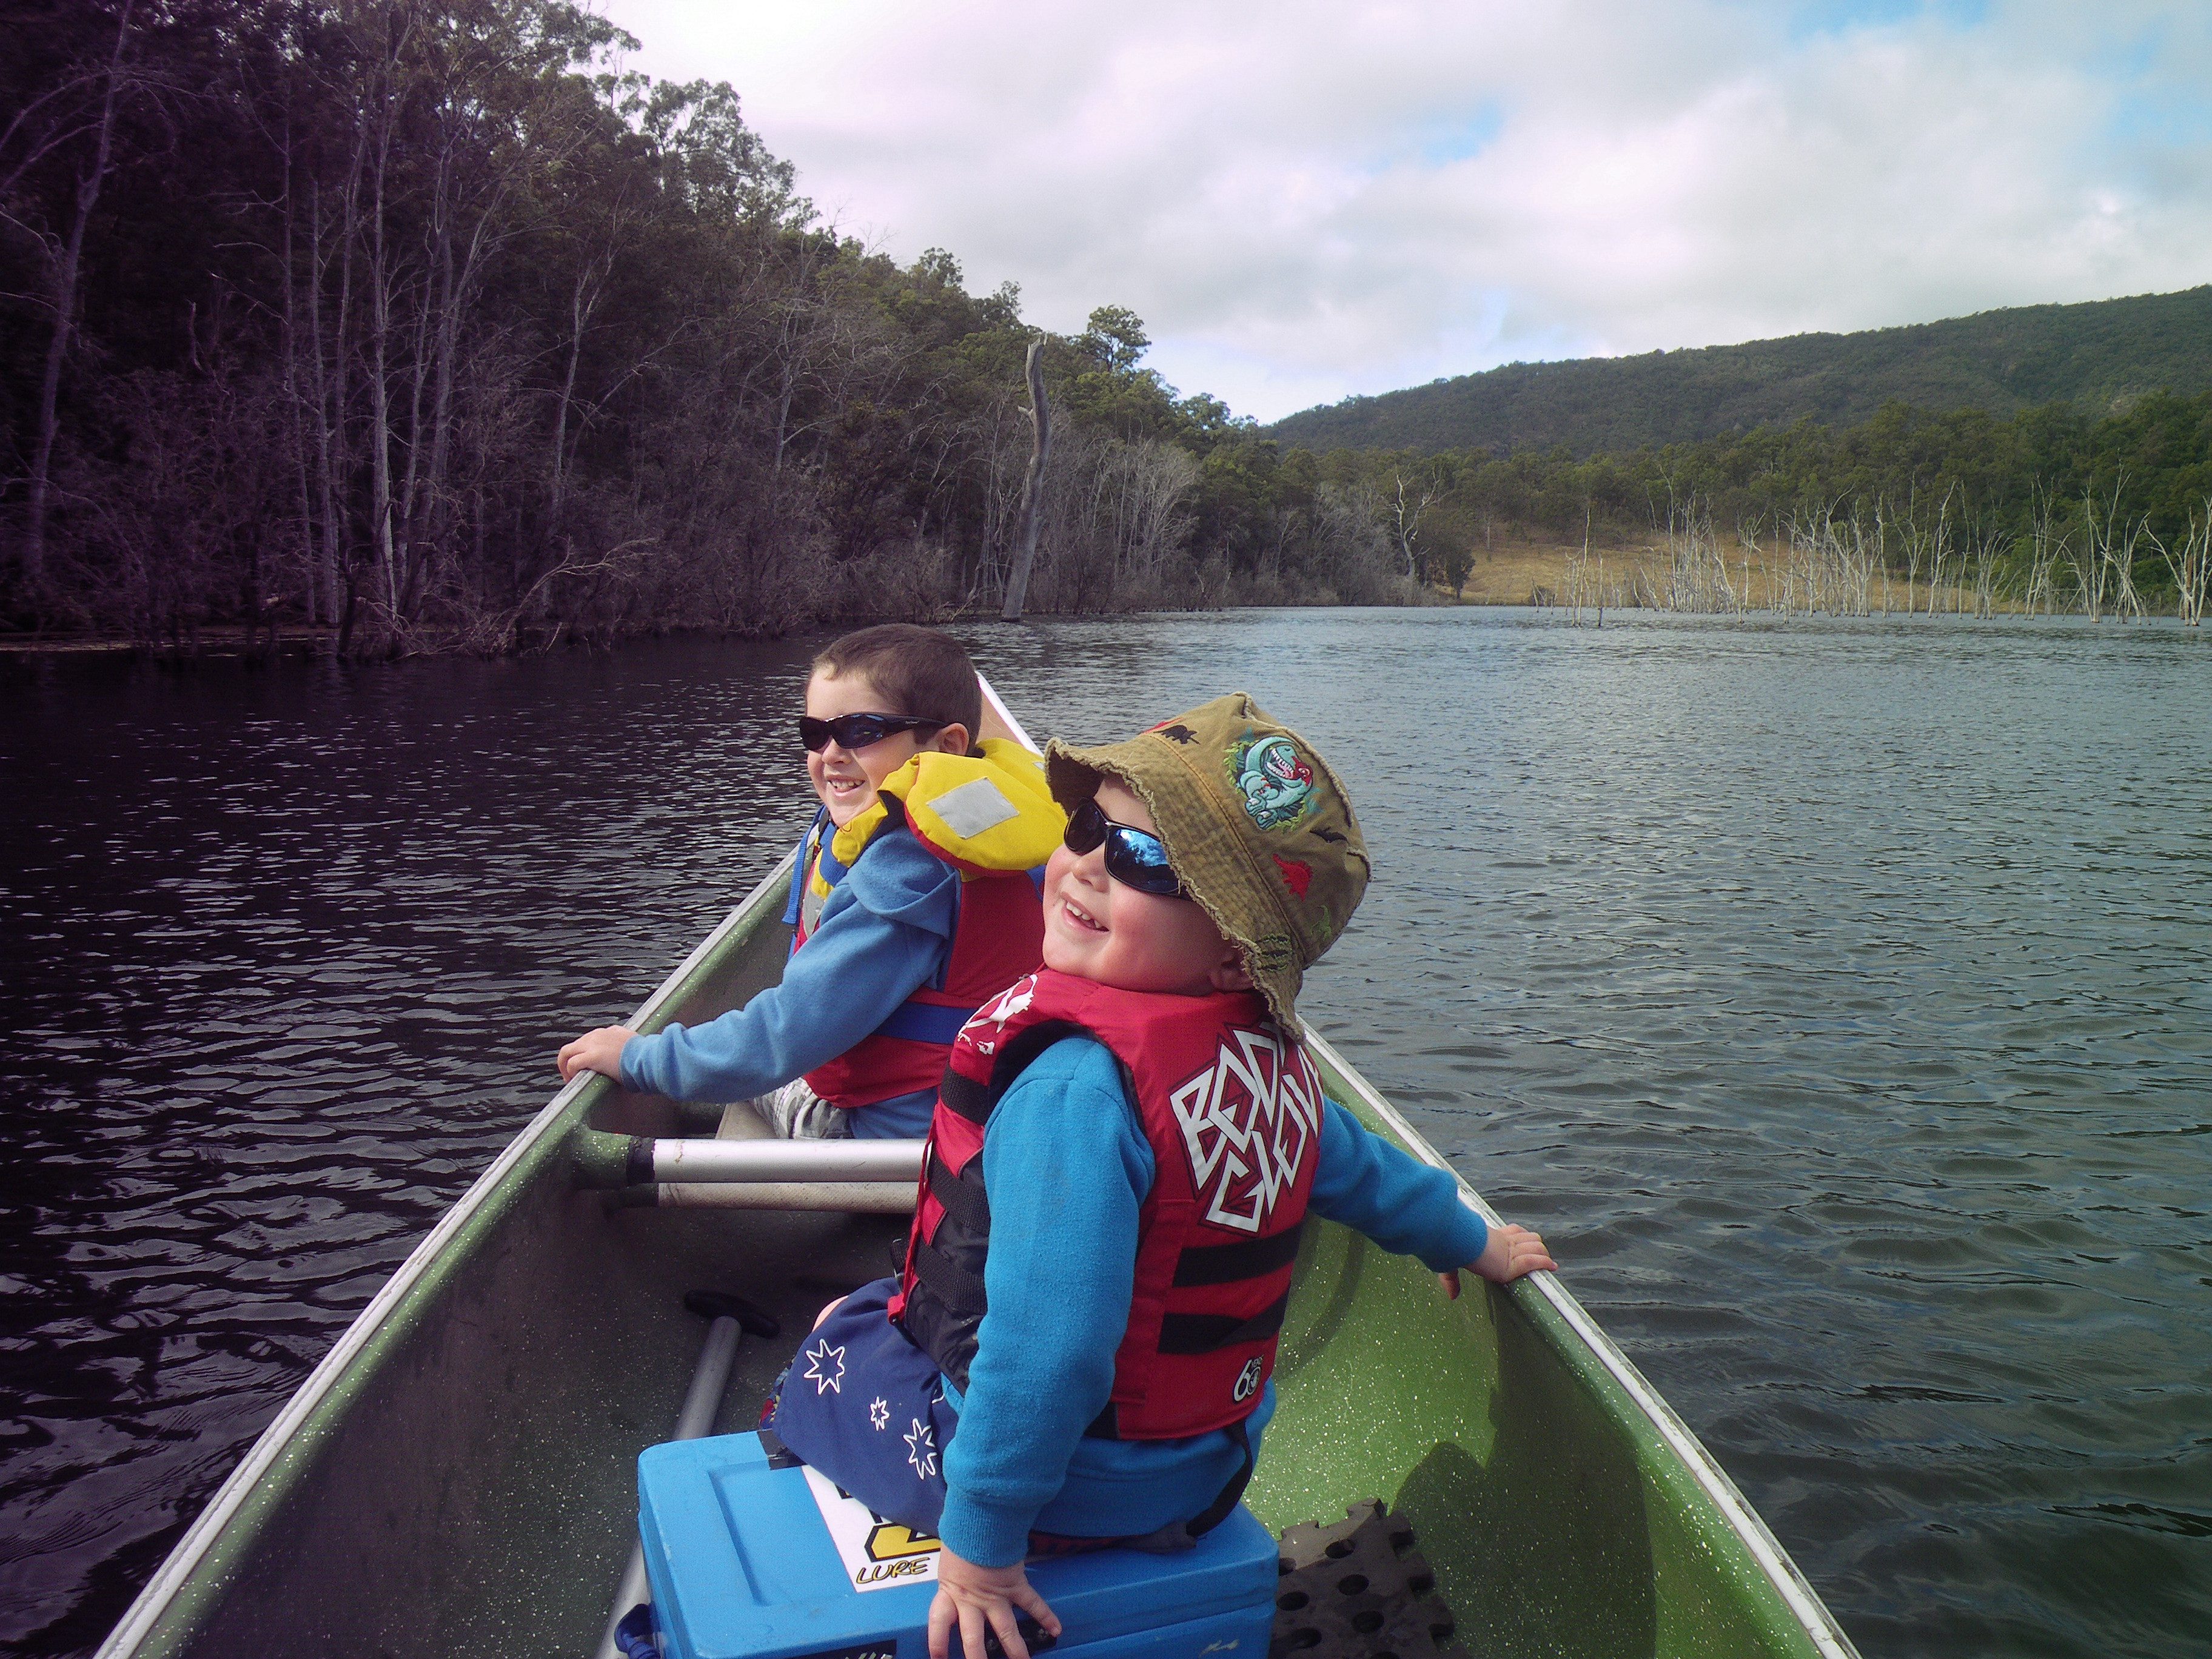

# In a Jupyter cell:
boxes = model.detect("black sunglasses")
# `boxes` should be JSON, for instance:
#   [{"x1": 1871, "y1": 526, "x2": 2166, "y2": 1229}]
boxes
[
  {"x1": 799, "y1": 712, "x2": 945, "y2": 753},
  {"x1": 1065, "y1": 798, "x2": 1186, "y2": 898}
]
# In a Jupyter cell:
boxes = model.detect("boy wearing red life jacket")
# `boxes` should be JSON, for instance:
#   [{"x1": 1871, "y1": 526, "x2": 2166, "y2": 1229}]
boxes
[
  {"x1": 558, "y1": 626, "x2": 1061, "y2": 1139},
  {"x1": 768, "y1": 694, "x2": 1554, "y2": 1659}
]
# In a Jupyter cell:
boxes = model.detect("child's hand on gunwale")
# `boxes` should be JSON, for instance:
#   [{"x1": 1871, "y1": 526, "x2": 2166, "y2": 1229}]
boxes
[
  {"x1": 1438, "y1": 1222, "x2": 1555, "y2": 1298},
  {"x1": 557, "y1": 1025, "x2": 634, "y2": 1084}
]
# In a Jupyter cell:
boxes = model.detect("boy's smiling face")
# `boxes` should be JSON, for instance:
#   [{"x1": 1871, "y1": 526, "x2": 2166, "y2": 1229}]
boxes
[
  {"x1": 1043, "y1": 779, "x2": 1252, "y2": 996},
  {"x1": 805, "y1": 668, "x2": 950, "y2": 828}
]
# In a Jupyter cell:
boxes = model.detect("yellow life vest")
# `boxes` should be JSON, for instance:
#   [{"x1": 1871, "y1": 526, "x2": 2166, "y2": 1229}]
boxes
[{"x1": 826, "y1": 738, "x2": 1065, "y2": 880}]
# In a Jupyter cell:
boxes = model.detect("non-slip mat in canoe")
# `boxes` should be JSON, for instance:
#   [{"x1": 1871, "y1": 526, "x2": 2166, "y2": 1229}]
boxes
[{"x1": 1272, "y1": 1501, "x2": 1469, "y2": 1659}]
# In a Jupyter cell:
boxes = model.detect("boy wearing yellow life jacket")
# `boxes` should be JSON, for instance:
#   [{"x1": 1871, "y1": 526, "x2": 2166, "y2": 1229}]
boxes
[
  {"x1": 766, "y1": 694, "x2": 1555, "y2": 1659},
  {"x1": 558, "y1": 626, "x2": 1061, "y2": 1139}
]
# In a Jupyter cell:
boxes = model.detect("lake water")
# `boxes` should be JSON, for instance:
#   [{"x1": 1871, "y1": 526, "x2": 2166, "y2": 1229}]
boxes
[{"x1": 2, "y1": 609, "x2": 2207, "y2": 1657}]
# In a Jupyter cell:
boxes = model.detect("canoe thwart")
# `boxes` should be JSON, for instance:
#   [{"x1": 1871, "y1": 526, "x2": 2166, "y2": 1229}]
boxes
[
  {"x1": 572, "y1": 1129, "x2": 926, "y2": 1188},
  {"x1": 617, "y1": 1182, "x2": 917, "y2": 1213}
]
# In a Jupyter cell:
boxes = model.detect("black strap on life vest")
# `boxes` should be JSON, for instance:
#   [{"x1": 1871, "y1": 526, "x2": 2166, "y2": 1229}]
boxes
[
  {"x1": 939, "y1": 1020, "x2": 1101, "y2": 1125},
  {"x1": 910, "y1": 1237, "x2": 987, "y2": 1312},
  {"x1": 1170, "y1": 1220, "x2": 1304, "y2": 1287},
  {"x1": 910, "y1": 1147, "x2": 993, "y2": 1315},
  {"x1": 927, "y1": 1147, "x2": 990, "y2": 1234},
  {"x1": 940, "y1": 1065, "x2": 993, "y2": 1124},
  {"x1": 1156, "y1": 1290, "x2": 1292, "y2": 1355},
  {"x1": 1185, "y1": 1416, "x2": 1255, "y2": 1537},
  {"x1": 1051, "y1": 1416, "x2": 1254, "y2": 1555}
]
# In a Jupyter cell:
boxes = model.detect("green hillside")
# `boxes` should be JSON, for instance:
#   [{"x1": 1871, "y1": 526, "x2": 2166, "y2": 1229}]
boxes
[{"x1": 1265, "y1": 286, "x2": 2212, "y2": 455}]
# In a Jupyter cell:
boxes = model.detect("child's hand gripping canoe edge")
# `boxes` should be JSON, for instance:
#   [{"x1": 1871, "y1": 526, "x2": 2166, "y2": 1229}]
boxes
[
  {"x1": 1439, "y1": 1222, "x2": 1555, "y2": 1298},
  {"x1": 557, "y1": 1025, "x2": 633, "y2": 1084}
]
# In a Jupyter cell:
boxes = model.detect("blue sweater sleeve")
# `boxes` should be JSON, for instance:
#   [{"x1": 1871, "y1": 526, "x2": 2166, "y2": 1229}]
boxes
[
  {"x1": 1309, "y1": 1101, "x2": 1489, "y2": 1271},
  {"x1": 618, "y1": 830, "x2": 958, "y2": 1102},
  {"x1": 937, "y1": 1039, "x2": 1153, "y2": 1566}
]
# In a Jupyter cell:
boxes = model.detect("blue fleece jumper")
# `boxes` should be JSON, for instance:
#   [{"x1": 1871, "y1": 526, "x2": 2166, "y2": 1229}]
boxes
[
  {"x1": 933, "y1": 1037, "x2": 1492, "y2": 1566},
  {"x1": 618, "y1": 826, "x2": 960, "y2": 1139}
]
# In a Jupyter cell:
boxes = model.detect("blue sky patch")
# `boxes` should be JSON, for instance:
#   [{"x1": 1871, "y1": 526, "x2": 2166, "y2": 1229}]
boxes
[
  {"x1": 1416, "y1": 102, "x2": 1506, "y2": 167},
  {"x1": 1781, "y1": 0, "x2": 1986, "y2": 41}
]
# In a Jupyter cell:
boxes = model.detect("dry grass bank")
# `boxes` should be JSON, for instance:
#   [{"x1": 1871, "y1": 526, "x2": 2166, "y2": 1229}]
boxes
[
  {"x1": 1446, "y1": 534, "x2": 2023, "y2": 615},
  {"x1": 1451, "y1": 538, "x2": 1581, "y2": 605}
]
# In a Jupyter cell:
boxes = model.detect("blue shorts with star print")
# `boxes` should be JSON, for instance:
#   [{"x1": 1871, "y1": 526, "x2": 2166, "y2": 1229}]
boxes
[{"x1": 769, "y1": 1276, "x2": 959, "y2": 1535}]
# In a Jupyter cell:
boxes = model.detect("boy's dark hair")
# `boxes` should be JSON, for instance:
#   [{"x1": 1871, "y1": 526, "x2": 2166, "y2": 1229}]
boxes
[{"x1": 813, "y1": 625, "x2": 982, "y2": 740}]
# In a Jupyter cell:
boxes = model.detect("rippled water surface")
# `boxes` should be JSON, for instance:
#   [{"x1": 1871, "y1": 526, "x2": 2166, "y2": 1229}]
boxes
[{"x1": 4, "y1": 612, "x2": 2208, "y2": 1657}]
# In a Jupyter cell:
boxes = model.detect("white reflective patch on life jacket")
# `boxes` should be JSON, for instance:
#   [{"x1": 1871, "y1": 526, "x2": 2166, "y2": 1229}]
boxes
[
  {"x1": 960, "y1": 976, "x2": 1037, "y2": 1057},
  {"x1": 931, "y1": 776, "x2": 1021, "y2": 840}
]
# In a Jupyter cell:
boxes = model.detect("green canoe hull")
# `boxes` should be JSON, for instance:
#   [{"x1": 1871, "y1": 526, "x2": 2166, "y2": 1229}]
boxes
[{"x1": 96, "y1": 854, "x2": 1857, "y2": 1659}]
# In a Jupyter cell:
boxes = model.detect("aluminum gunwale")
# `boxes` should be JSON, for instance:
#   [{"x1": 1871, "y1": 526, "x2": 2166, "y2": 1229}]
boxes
[
  {"x1": 93, "y1": 848, "x2": 799, "y2": 1659},
  {"x1": 1302, "y1": 1027, "x2": 1861, "y2": 1659}
]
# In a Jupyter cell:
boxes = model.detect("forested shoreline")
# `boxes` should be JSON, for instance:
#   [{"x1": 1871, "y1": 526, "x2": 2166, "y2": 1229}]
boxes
[
  {"x1": 1, "y1": 0, "x2": 1430, "y2": 656},
  {"x1": 4, "y1": 2, "x2": 2207, "y2": 657}
]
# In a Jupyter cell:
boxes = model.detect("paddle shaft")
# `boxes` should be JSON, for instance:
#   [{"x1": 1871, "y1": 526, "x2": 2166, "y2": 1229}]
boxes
[{"x1": 591, "y1": 1313, "x2": 746, "y2": 1659}]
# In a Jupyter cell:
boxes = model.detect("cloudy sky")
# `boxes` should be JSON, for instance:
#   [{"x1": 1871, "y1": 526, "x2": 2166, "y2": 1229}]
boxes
[{"x1": 595, "y1": 1, "x2": 2212, "y2": 422}]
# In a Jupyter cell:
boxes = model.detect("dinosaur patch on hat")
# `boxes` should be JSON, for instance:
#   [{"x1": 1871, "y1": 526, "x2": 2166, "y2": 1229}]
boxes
[{"x1": 1228, "y1": 731, "x2": 1318, "y2": 832}]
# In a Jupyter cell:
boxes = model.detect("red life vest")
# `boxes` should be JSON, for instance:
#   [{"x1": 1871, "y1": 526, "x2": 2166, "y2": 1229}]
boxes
[
  {"x1": 891, "y1": 968, "x2": 1324, "y2": 1440},
  {"x1": 795, "y1": 823, "x2": 1047, "y2": 1111}
]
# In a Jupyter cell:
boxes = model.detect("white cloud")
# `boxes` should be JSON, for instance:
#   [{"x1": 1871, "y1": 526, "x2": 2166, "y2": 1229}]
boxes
[{"x1": 598, "y1": 1, "x2": 2212, "y2": 420}]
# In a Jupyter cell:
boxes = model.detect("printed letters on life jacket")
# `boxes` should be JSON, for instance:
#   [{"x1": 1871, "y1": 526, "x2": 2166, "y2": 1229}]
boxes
[{"x1": 892, "y1": 969, "x2": 1324, "y2": 1441}]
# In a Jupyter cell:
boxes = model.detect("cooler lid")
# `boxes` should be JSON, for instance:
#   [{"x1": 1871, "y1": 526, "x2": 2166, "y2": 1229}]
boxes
[{"x1": 637, "y1": 1433, "x2": 1278, "y2": 1659}]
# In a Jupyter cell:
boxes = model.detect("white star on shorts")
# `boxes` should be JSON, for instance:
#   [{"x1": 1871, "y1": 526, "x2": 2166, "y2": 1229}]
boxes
[
  {"x1": 870, "y1": 1396, "x2": 890, "y2": 1431},
  {"x1": 802, "y1": 1338, "x2": 846, "y2": 1396},
  {"x1": 904, "y1": 1417, "x2": 938, "y2": 1480}
]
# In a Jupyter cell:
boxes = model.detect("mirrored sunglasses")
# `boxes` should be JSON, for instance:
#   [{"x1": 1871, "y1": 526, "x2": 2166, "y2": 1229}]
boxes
[
  {"x1": 799, "y1": 712, "x2": 945, "y2": 753},
  {"x1": 1064, "y1": 797, "x2": 1187, "y2": 898}
]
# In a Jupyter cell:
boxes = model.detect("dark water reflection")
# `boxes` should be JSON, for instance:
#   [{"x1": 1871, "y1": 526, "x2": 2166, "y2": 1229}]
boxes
[{"x1": 4, "y1": 612, "x2": 2209, "y2": 1657}]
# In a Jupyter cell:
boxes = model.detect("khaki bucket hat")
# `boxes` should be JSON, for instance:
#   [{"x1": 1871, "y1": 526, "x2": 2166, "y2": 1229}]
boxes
[{"x1": 1045, "y1": 693, "x2": 1369, "y2": 1035}]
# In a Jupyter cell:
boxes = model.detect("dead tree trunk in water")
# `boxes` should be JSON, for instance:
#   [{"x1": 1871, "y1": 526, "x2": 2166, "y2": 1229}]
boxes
[{"x1": 999, "y1": 340, "x2": 1051, "y2": 621}]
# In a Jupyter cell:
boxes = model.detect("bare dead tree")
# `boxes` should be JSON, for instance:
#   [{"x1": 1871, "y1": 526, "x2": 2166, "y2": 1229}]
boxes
[
  {"x1": 2073, "y1": 478, "x2": 2123, "y2": 622},
  {"x1": 2147, "y1": 498, "x2": 2210, "y2": 626},
  {"x1": 1561, "y1": 517, "x2": 1594, "y2": 623},
  {"x1": 2110, "y1": 515, "x2": 2147, "y2": 622},
  {"x1": 999, "y1": 338, "x2": 1050, "y2": 620},
  {"x1": 16, "y1": 0, "x2": 136, "y2": 603},
  {"x1": 1962, "y1": 503, "x2": 2006, "y2": 618},
  {"x1": 2022, "y1": 481, "x2": 2068, "y2": 617},
  {"x1": 1386, "y1": 468, "x2": 1441, "y2": 581},
  {"x1": 1898, "y1": 491, "x2": 1922, "y2": 614},
  {"x1": 1925, "y1": 483, "x2": 1956, "y2": 615},
  {"x1": 1107, "y1": 438, "x2": 1197, "y2": 597},
  {"x1": 1736, "y1": 516, "x2": 1765, "y2": 615}
]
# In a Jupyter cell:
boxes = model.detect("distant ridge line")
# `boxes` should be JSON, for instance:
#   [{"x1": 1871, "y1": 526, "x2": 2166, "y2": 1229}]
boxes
[{"x1": 1264, "y1": 285, "x2": 2212, "y2": 457}]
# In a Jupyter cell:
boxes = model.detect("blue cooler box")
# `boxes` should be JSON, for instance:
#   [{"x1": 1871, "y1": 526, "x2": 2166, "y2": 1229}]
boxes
[{"x1": 637, "y1": 1433, "x2": 1279, "y2": 1659}]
